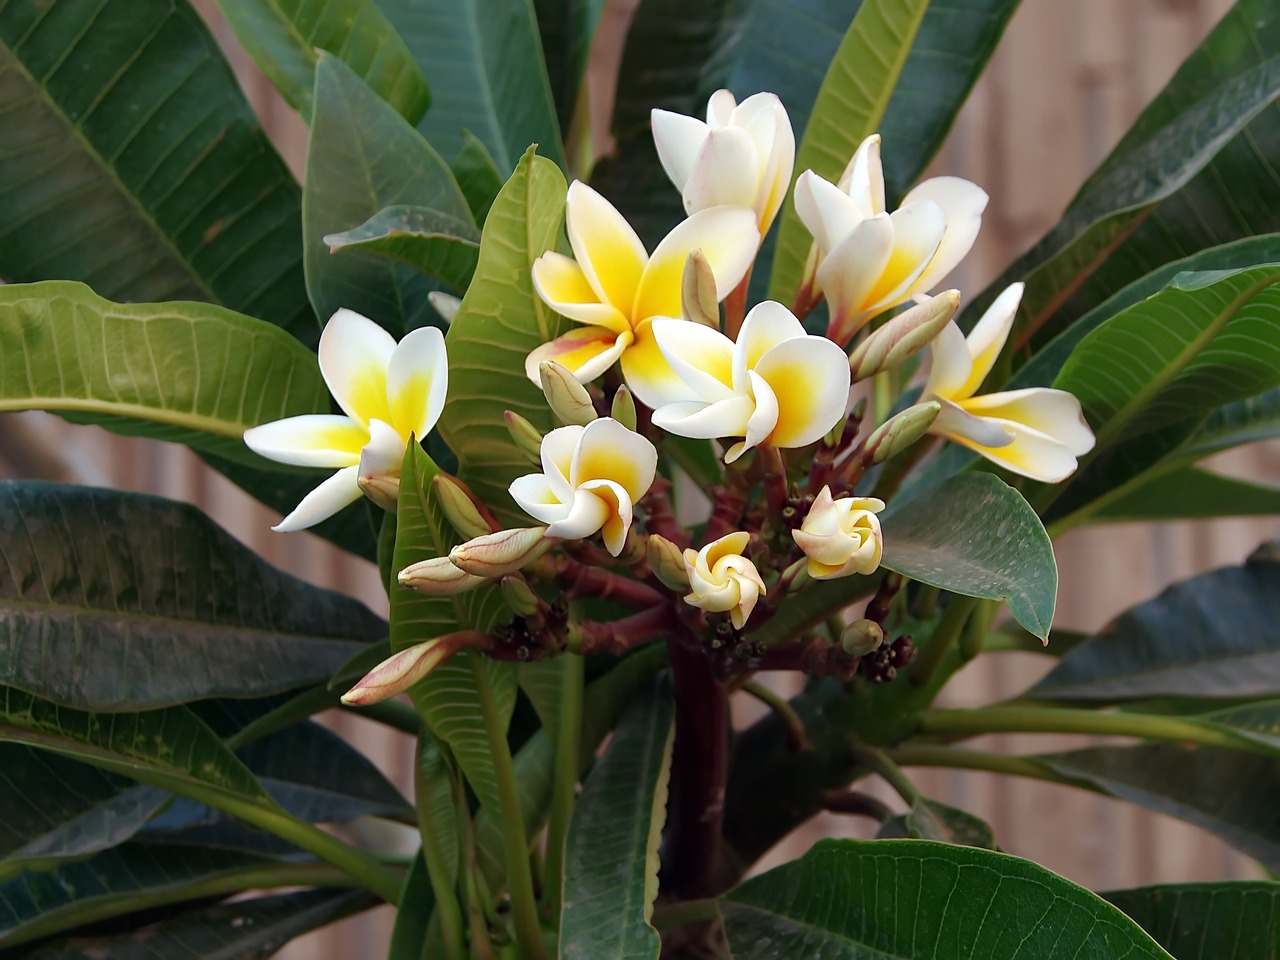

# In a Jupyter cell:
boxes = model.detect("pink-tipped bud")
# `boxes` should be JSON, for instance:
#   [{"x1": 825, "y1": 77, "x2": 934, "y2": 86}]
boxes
[
  {"x1": 863, "y1": 402, "x2": 941, "y2": 466},
  {"x1": 449, "y1": 526, "x2": 551, "y2": 577},
  {"x1": 398, "y1": 556, "x2": 488, "y2": 595},
  {"x1": 341, "y1": 631, "x2": 488, "y2": 706},
  {"x1": 848, "y1": 291, "x2": 960, "y2": 382}
]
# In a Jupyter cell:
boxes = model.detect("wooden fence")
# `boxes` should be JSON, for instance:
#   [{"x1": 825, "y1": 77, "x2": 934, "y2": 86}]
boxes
[{"x1": 3, "y1": 0, "x2": 1277, "y2": 953}]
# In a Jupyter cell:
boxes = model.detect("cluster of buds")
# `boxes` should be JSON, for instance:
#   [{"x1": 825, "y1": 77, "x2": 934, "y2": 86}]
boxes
[{"x1": 243, "y1": 86, "x2": 1098, "y2": 708}]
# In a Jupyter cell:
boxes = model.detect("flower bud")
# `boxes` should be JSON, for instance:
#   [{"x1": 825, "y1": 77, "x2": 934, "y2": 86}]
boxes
[
  {"x1": 840, "y1": 618, "x2": 884, "y2": 656},
  {"x1": 505, "y1": 410, "x2": 544, "y2": 464},
  {"x1": 432, "y1": 475, "x2": 493, "y2": 539},
  {"x1": 646, "y1": 534, "x2": 690, "y2": 592},
  {"x1": 500, "y1": 575, "x2": 540, "y2": 617},
  {"x1": 341, "y1": 631, "x2": 487, "y2": 706},
  {"x1": 449, "y1": 526, "x2": 552, "y2": 577},
  {"x1": 793, "y1": 486, "x2": 885, "y2": 580},
  {"x1": 356, "y1": 421, "x2": 405, "y2": 512},
  {"x1": 539, "y1": 360, "x2": 597, "y2": 426},
  {"x1": 863, "y1": 402, "x2": 941, "y2": 466},
  {"x1": 681, "y1": 248, "x2": 719, "y2": 327},
  {"x1": 427, "y1": 291, "x2": 462, "y2": 325},
  {"x1": 848, "y1": 291, "x2": 960, "y2": 381},
  {"x1": 398, "y1": 556, "x2": 488, "y2": 595},
  {"x1": 611, "y1": 385, "x2": 638, "y2": 432}
]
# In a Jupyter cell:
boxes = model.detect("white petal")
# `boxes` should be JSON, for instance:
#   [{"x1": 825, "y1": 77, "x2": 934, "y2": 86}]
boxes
[
  {"x1": 244, "y1": 415, "x2": 366, "y2": 468},
  {"x1": 814, "y1": 213, "x2": 894, "y2": 339},
  {"x1": 706, "y1": 89, "x2": 737, "y2": 125},
  {"x1": 509, "y1": 473, "x2": 572, "y2": 525},
  {"x1": 633, "y1": 206, "x2": 759, "y2": 321},
  {"x1": 651, "y1": 109, "x2": 710, "y2": 191},
  {"x1": 652, "y1": 318, "x2": 737, "y2": 402},
  {"x1": 922, "y1": 320, "x2": 976, "y2": 402},
  {"x1": 651, "y1": 395, "x2": 756, "y2": 440},
  {"x1": 273, "y1": 465, "x2": 364, "y2": 532},
  {"x1": 752, "y1": 335, "x2": 851, "y2": 448},
  {"x1": 741, "y1": 369, "x2": 779, "y2": 454},
  {"x1": 931, "y1": 396, "x2": 1015, "y2": 449},
  {"x1": 544, "y1": 487, "x2": 610, "y2": 541},
  {"x1": 387, "y1": 325, "x2": 448, "y2": 440},
  {"x1": 901, "y1": 175, "x2": 988, "y2": 293},
  {"x1": 682, "y1": 126, "x2": 761, "y2": 214},
  {"x1": 732, "y1": 300, "x2": 807, "y2": 388},
  {"x1": 620, "y1": 320, "x2": 701, "y2": 408},
  {"x1": 794, "y1": 170, "x2": 865, "y2": 253},
  {"x1": 861, "y1": 199, "x2": 947, "y2": 316},
  {"x1": 358, "y1": 418, "x2": 407, "y2": 480},
  {"x1": 959, "y1": 282, "x2": 1023, "y2": 398},
  {"x1": 943, "y1": 416, "x2": 1083, "y2": 483},
  {"x1": 961, "y1": 387, "x2": 1096, "y2": 456},
  {"x1": 539, "y1": 425, "x2": 584, "y2": 503},
  {"x1": 747, "y1": 97, "x2": 795, "y2": 231},
  {"x1": 578, "y1": 478, "x2": 635, "y2": 555},
  {"x1": 318, "y1": 309, "x2": 396, "y2": 426},
  {"x1": 840, "y1": 134, "x2": 885, "y2": 219},
  {"x1": 572, "y1": 417, "x2": 658, "y2": 503},
  {"x1": 565, "y1": 181, "x2": 648, "y2": 313}
]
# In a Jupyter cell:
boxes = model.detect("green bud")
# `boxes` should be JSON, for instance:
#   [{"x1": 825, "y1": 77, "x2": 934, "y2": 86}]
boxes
[
  {"x1": 848, "y1": 290, "x2": 960, "y2": 382},
  {"x1": 840, "y1": 618, "x2": 884, "y2": 656},
  {"x1": 539, "y1": 360, "x2": 597, "y2": 426},
  {"x1": 646, "y1": 534, "x2": 689, "y2": 592},
  {"x1": 611, "y1": 385, "x2": 637, "y2": 431},
  {"x1": 500, "y1": 576, "x2": 540, "y2": 617},
  {"x1": 864, "y1": 401, "x2": 941, "y2": 466},
  {"x1": 505, "y1": 410, "x2": 544, "y2": 464},
  {"x1": 681, "y1": 247, "x2": 719, "y2": 327},
  {"x1": 432, "y1": 475, "x2": 492, "y2": 539},
  {"x1": 782, "y1": 556, "x2": 811, "y2": 593}
]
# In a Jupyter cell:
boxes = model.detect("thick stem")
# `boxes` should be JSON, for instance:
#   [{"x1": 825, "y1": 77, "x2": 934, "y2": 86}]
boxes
[
  {"x1": 558, "y1": 560, "x2": 666, "y2": 608},
  {"x1": 760, "y1": 445, "x2": 788, "y2": 533},
  {"x1": 572, "y1": 603, "x2": 676, "y2": 655},
  {"x1": 722, "y1": 264, "x2": 753, "y2": 341},
  {"x1": 469, "y1": 652, "x2": 547, "y2": 960},
  {"x1": 543, "y1": 651, "x2": 584, "y2": 921}
]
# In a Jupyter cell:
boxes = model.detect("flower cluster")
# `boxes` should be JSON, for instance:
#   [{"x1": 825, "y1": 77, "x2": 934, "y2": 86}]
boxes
[{"x1": 242, "y1": 86, "x2": 1096, "y2": 706}]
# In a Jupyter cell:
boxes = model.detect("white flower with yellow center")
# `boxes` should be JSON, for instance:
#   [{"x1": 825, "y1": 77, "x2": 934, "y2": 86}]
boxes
[
  {"x1": 652, "y1": 89, "x2": 795, "y2": 235},
  {"x1": 649, "y1": 300, "x2": 850, "y2": 462},
  {"x1": 923, "y1": 283, "x2": 1096, "y2": 483},
  {"x1": 529, "y1": 181, "x2": 759, "y2": 407},
  {"x1": 792, "y1": 487, "x2": 884, "y2": 580},
  {"x1": 794, "y1": 134, "x2": 988, "y2": 344},
  {"x1": 508, "y1": 417, "x2": 658, "y2": 556},
  {"x1": 244, "y1": 309, "x2": 447, "y2": 531},
  {"x1": 682, "y1": 532, "x2": 766, "y2": 629}
]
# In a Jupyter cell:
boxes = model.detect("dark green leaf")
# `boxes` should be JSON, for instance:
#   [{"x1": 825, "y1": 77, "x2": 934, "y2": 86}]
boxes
[
  {"x1": 1090, "y1": 468, "x2": 1280, "y2": 523},
  {"x1": 0, "y1": 0, "x2": 313, "y2": 342},
  {"x1": 450, "y1": 133, "x2": 505, "y2": 225},
  {"x1": 1103, "y1": 881, "x2": 1280, "y2": 960},
  {"x1": 518, "y1": 659, "x2": 565, "y2": 742},
  {"x1": 436, "y1": 148, "x2": 570, "y2": 524},
  {"x1": 216, "y1": 0, "x2": 430, "y2": 123},
  {"x1": 378, "y1": 0, "x2": 564, "y2": 173},
  {"x1": 535, "y1": 0, "x2": 606, "y2": 134},
  {"x1": 876, "y1": 799, "x2": 997, "y2": 849},
  {"x1": 304, "y1": 56, "x2": 473, "y2": 336},
  {"x1": 719, "y1": 838, "x2": 1172, "y2": 958},
  {"x1": 388, "y1": 853, "x2": 436, "y2": 960},
  {"x1": 0, "y1": 481, "x2": 383, "y2": 711},
  {"x1": 324, "y1": 205, "x2": 481, "y2": 293},
  {"x1": 560, "y1": 680, "x2": 673, "y2": 960},
  {"x1": 881, "y1": 474, "x2": 1057, "y2": 639},
  {"x1": 21, "y1": 888, "x2": 375, "y2": 960},
  {"x1": 1030, "y1": 544, "x2": 1280, "y2": 702}
]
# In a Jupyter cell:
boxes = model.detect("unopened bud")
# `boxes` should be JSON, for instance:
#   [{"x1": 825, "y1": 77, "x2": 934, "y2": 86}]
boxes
[
  {"x1": 398, "y1": 556, "x2": 488, "y2": 595},
  {"x1": 432, "y1": 475, "x2": 492, "y2": 539},
  {"x1": 500, "y1": 576, "x2": 540, "y2": 617},
  {"x1": 450, "y1": 526, "x2": 552, "y2": 577},
  {"x1": 357, "y1": 470, "x2": 401, "y2": 513},
  {"x1": 356, "y1": 423, "x2": 404, "y2": 512},
  {"x1": 681, "y1": 248, "x2": 719, "y2": 327},
  {"x1": 782, "y1": 556, "x2": 811, "y2": 593},
  {"x1": 849, "y1": 291, "x2": 959, "y2": 381},
  {"x1": 539, "y1": 360, "x2": 597, "y2": 426},
  {"x1": 840, "y1": 618, "x2": 884, "y2": 656},
  {"x1": 505, "y1": 410, "x2": 544, "y2": 464},
  {"x1": 646, "y1": 534, "x2": 689, "y2": 592},
  {"x1": 611, "y1": 385, "x2": 637, "y2": 432},
  {"x1": 864, "y1": 402, "x2": 941, "y2": 466},
  {"x1": 341, "y1": 631, "x2": 487, "y2": 706},
  {"x1": 427, "y1": 291, "x2": 462, "y2": 325}
]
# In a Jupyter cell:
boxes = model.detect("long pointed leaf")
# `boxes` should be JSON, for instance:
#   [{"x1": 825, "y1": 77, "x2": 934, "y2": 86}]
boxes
[{"x1": 1104, "y1": 881, "x2": 1280, "y2": 960}]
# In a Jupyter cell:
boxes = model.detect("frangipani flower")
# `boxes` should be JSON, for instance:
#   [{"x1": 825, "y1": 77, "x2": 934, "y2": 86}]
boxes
[
  {"x1": 923, "y1": 283, "x2": 1095, "y2": 483},
  {"x1": 650, "y1": 301, "x2": 850, "y2": 462},
  {"x1": 244, "y1": 309, "x2": 447, "y2": 531},
  {"x1": 509, "y1": 417, "x2": 658, "y2": 556},
  {"x1": 794, "y1": 134, "x2": 988, "y2": 344},
  {"x1": 683, "y1": 532, "x2": 766, "y2": 629},
  {"x1": 529, "y1": 181, "x2": 759, "y2": 407},
  {"x1": 652, "y1": 89, "x2": 795, "y2": 235},
  {"x1": 792, "y1": 487, "x2": 884, "y2": 580}
]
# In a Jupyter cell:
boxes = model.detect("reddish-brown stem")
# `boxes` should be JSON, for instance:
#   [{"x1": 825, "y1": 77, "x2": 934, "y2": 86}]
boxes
[
  {"x1": 761, "y1": 445, "x2": 788, "y2": 532},
  {"x1": 749, "y1": 636, "x2": 858, "y2": 679},
  {"x1": 704, "y1": 485, "x2": 748, "y2": 544},
  {"x1": 863, "y1": 573, "x2": 904, "y2": 626},
  {"x1": 572, "y1": 603, "x2": 676, "y2": 656},
  {"x1": 644, "y1": 476, "x2": 689, "y2": 548},
  {"x1": 557, "y1": 560, "x2": 666, "y2": 608},
  {"x1": 722, "y1": 264, "x2": 753, "y2": 341}
]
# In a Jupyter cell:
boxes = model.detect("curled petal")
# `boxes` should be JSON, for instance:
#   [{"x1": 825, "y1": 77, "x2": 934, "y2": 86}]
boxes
[
  {"x1": 318, "y1": 309, "x2": 396, "y2": 427},
  {"x1": 740, "y1": 94, "x2": 794, "y2": 230},
  {"x1": 633, "y1": 206, "x2": 759, "y2": 322},
  {"x1": 939, "y1": 415, "x2": 1084, "y2": 484},
  {"x1": 577, "y1": 479, "x2": 634, "y2": 556},
  {"x1": 538, "y1": 425, "x2": 583, "y2": 502},
  {"x1": 387, "y1": 325, "x2": 448, "y2": 440},
  {"x1": 652, "y1": 108, "x2": 710, "y2": 191},
  {"x1": 682, "y1": 126, "x2": 761, "y2": 214},
  {"x1": 544, "y1": 488, "x2": 611, "y2": 543},
  {"x1": 752, "y1": 335, "x2": 851, "y2": 448},
  {"x1": 839, "y1": 134, "x2": 885, "y2": 219},
  {"x1": 901, "y1": 175, "x2": 988, "y2": 294},
  {"x1": 961, "y1": 387, "x2": 1096, "y2": 457},
  {"x1": 794, "y1": 171, "x2": 865, "y2": 254},
  {"x1": 272, "y1": 464, "x2": 363, "y2": 533},
  {"x1": 509, "y1": 473, "x2": 573, "y2": 526},
  {"x1": 651, "y1": 395, "x2": 756, "y2": 441},
  {"x1": 740, "y1": 370, "x2": 780, "y2": 457},
  {"x1": 958, "y1": 282, "x2": 1023, "y2": 398},
  {"x1": 399, "y1": 557, "x2": 489, "y2": 595},
  {"x1": 651, "y1": 318, "x2": 736, "y2": 402},
  {"x1": 244, "y1": 414, "x2": 366, "y2": 468},
  {"x1": 531, "y1": 251, "x2": 631, "y2": 332},
  {"x1": 572, "y1": 417, "x2": 658, "y2": 504},
  {"x1": 526, "y1": 327, "x2": 630, "y2": 387},
  {"x1": 565, "y1": 181, "x2": 648, "y2": 312}
]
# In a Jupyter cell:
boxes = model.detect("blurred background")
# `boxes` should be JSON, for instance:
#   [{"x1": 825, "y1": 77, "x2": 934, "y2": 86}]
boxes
[{"x1": 1, "y1": 0, "x2": 1277, "y2": 952}]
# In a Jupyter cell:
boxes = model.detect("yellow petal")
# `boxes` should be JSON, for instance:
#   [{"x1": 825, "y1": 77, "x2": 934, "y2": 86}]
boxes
[
  {"x1": 922, "y1": 320, "x2": 976, "y2": 402},
  {"x1": 525, "y1": 327, "x2": 629, "y2": 386},
  {"x1": 620, "y1": 319, "x2": 702, "y2": 408},
  {"x1": 752, "y1": 336, "x2": 851, "y2": 448},
  {"x1": 532, "y1": 251, "x2": 631, "y2": 332},
  {"x1": 814, "y1": 214, "x2": 894, "y2": 342},
  {"x1": 632, "y1": 206, "x2": 758, "y2": 322},
  {"x1": 571, "y1": 417, "x2": 658, "y2": 504},
  {"x1": 901, "y1": 175, "x2": 988, "y2": 294},
  {"x1": 960, "y1": 387, "x2": 1096, "y2": 456},
  {"x1": 651, "y1": 317, "x2": 736, "y2": 401},
  {"x1": 318, "y1": 308, "x2": 396, "y2": 427},
  {"x1": 733, "y1": 300, "x2": 806, "y2": 387},
  {"x1": 703, "y1": 531, "x2": 750, "y2": 570},
  {"x1": 860, "y1": 199, "x2": 946, "y2": 314},
  {"x1": 565, "y1": 181, "x2": 648, "y2": 314},
  {"x1": 942, "y1": 419, "x2": 1083, "y2": 484},
  {"x1": 957, "y1": 282, "x2": 1022, "y2": 399},
  {"x1": 387, "y1": 325, "x2": 448, "y2": 440}
]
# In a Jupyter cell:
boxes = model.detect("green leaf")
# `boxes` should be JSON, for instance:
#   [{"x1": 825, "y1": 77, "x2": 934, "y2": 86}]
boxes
[
  {"x1": 437, "y1": 148, "x2": 570, "y2": 523},
  {"x1": 305, "y1": 55, "x2": 473, "y2": 336},
  {"x1": 1103, "y1": 881, "x2": 1280, "y2": 960},
  {"x1": 0, "y1": 0, "x2": 313, "y2": 342},
  {"x1": 21, "y1": 888, "x2": 375, "y2": 960},
  {"x1": 765, "y1": 0, "x2": 931, "y2": 305},
  {"x1": 881, "y1": 474, "x2": 1057, "y2": 639},
  {"x1": 0, "y1": 282, "x2": 329, "y2": 466},
  {"x1": 876, "y1": 799, "x2": 997, "y2": 849},
  {"x1": 960, "y1": 49, "x2": 1280, "y2": 351},
  {"x1": 534, "y1": 0, "x2": 606, "y2": 133},
  {"x1": 450, "y1": 132, "x2": 506, "y2": 225},
  {"x1": 1030, "y1": 542, "x2": 1280, "y2": 702},
  {"x1": 389, "y1": 442, "x2": 513, "y2": 814},
  {"x1": 0, "y1": 841, "x2": 348, "y2": 950},
  {"x1": 1178, "y1": 386, "x2": 1280, "y2": 463},
  {"x1": 388, "y1": 854, "x2": 437, "y2": 960},
  {"x1": 1054, "y1": 264, "x2": 1280, "y2": 449},
  {"x1": 377, "y1": 0, "x2": 565, "y2": 173},
  {"x1": 560, "y1": 680, "x2": 673, "y2": 960},
  {"x1": 1090, "y1": 467, "x2": 1280, "y2": 523},
  {"x1": 0, "y1": 481, "x2": 384, "y2": 711},
  {"x1": 519, "y1": 659, "x2": 566, "y2": 741},
  {"x1": 216, "y1": 0, "x2": 430, "y2": 124},
  {"x1": 324, "y1": 205, "x2": 481, "y2": 293},
  {"x1": 718, "y1": 838, "x2": 1173, "y2": 959}
]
